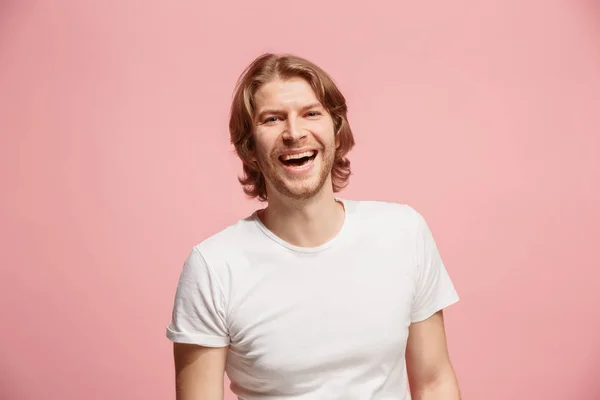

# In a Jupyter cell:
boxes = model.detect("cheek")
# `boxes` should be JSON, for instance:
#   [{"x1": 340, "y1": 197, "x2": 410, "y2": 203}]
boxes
[
  {"x1": 253, "y1": 129, "x2": 270, "y2": 148},
  {"x1": 253, "y1": 131, "x2": 278, "y2": 160},
  {"x1": 310, "y1": 119, "x2": 336, "y2": 143}
]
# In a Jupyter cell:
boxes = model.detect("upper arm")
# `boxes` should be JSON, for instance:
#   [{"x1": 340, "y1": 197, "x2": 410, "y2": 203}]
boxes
[
  {"x1": 405, "y1": 310, "x2": 456, "y2": 391},
  {"x1": 167, "y1": 248, "x2": 231, "y2": 399},
  {"x1": 409, "y1": 210, "x2": 459, "y2": 324},
  {"x1": 405, "y1": 209, "x2": 461, "y2": 396},
  {"x1": 174, "y1": 342, "x2": 228, "y2": 400}
]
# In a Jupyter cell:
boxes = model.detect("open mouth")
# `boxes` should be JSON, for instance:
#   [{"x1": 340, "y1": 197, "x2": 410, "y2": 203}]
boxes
[{"x1": 279, "y1": 150, "x2": 318, "y2": 169}]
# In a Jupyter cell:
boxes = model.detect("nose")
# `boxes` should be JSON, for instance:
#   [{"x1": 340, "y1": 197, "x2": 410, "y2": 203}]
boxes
[{"x1": 281, "y1": 116, "x2": 307, "y2": 142}]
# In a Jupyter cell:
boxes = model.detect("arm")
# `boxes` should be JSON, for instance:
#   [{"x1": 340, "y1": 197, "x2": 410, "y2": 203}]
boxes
[
  {"x1": 168, "y1": 248, "x2": 231, "y2": 399},
  {"x1": 173, "y1": 343, "x2": 228, "y2": 400},
  {"x1": 405, "y1": 310, "x2": 461, "y2": 400}
]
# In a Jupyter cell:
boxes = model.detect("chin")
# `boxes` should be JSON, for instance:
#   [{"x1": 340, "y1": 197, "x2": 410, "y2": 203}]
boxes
[
  {"x1": 276, "y1": 177, "x2": 328, "y2": 200},
  {"x1": 263, "y1": 154, "x2": 334, "y2": 200}
]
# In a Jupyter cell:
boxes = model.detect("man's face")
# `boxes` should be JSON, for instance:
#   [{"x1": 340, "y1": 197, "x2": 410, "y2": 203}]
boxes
[{"x1": 252, "y1": 77, "x2": 337, "y2": 201}]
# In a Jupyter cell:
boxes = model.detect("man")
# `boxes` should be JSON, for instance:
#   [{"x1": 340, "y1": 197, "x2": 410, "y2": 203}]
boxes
[{"x1": 166, "y1": 53, "x2": 461, "y2": 399}]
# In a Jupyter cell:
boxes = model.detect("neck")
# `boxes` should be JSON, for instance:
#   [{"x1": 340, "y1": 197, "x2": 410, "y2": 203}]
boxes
[{"x1": 259, "y1": 185, "x2": 345, "y2": 248}]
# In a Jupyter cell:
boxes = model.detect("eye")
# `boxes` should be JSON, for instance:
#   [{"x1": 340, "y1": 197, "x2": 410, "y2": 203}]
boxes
[
  {"x1": 262, "y1": 116, "x2": 280, "y2": 124},
  {"x1": 305, "y1": 111, "x2": 321, "y2": 118}
]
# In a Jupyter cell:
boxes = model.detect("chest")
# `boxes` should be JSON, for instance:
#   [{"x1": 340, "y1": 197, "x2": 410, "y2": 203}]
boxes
[{"x1": 224, "y1": 245, "x2": 417, "y2": 382}]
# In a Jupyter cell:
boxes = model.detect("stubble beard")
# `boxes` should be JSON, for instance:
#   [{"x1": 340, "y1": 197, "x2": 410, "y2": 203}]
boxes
[{"x1": 260, "y1": 147, "x2": 336, "y2": 201}]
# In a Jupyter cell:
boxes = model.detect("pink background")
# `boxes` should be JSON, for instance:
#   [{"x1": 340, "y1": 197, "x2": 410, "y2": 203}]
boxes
[{"x1": 1, "y1": 0, "x2": 599, "y2": 399}]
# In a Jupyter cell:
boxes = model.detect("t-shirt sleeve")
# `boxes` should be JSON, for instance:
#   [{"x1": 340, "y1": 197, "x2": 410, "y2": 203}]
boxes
[
  {"x1": 165, "y1": 247, "x2": 230, "y2": 347},
  {"x1": 410, "y1": 211, "x2": 460, "y2": 323}
]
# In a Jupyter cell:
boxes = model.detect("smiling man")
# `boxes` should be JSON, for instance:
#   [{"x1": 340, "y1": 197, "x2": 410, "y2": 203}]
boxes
[{"x1": 166, "y1": 53, "x2": 461, "y2": 400}]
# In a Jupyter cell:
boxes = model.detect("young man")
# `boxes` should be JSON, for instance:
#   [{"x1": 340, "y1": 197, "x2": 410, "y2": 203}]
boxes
[{"x1": 166, "y1": 53, "x2": 461, "y2": 399}]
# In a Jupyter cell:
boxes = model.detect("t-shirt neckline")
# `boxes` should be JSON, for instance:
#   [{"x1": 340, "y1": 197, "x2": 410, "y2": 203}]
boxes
[{"x1": 251, "y1": 198, "x2": 351, "y2": 254}]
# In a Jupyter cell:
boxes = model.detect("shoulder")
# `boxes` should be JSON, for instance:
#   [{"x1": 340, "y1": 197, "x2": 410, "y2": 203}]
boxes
[
  {"x1": 346, "y1": 198, "x2": 425, "y2": 232},
  {"x1": 177, "y1": 215, "x2": 260, "y2": 303},
  {"x1": 184, "y1": 214, "x2": 258, "y2": 274},
  {"x1": 197, "y1": 214, "x2": 256, "y2": 254}
]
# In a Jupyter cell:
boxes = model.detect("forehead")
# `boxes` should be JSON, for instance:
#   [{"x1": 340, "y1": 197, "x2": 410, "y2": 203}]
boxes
[{"x1": 253, "y1": 77, "x2": 320, "y2": 110}]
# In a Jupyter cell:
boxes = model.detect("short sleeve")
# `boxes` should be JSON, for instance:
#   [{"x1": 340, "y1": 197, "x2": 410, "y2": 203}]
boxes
[
  {"x1": 166, "y1": 247, "x2": 230, "y2": 347},
  {"x1": 410, "y1": 212, "x2": 460, "y2": 323}
]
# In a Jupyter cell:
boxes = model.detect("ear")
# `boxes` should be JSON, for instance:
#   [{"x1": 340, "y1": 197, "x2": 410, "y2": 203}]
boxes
[
  {"x1": 333, "y1": 116, "x2": 343, "y2": 148},
  {"x1": 247, "y1": 151, "x2": 261, "y2": 171},
  {"x1": 242, "y1": 138, "x2": 259, "y2": 168}
]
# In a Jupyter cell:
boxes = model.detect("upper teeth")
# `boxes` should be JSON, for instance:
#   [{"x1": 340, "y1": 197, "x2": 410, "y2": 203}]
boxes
[{"x1": 282, "y1": 151, "x2": 315, "y2": 160}]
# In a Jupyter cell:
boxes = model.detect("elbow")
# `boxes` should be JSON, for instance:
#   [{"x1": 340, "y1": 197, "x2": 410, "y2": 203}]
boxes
[{"x1": 409, "y1": 368, "x2": 461, "y2": 400}]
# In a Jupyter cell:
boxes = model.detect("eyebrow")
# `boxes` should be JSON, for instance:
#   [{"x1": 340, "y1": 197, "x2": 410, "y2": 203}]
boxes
[{"x1": 255, "y1": 102, "x2": 324, "y2": 121}]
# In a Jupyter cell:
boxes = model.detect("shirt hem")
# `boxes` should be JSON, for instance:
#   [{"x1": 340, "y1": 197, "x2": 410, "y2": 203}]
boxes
[
  {"x1": 166, "y1": 326, "x2": 230, "y2": 347},
  {"x1": 410, "y1": 292, "x2": 460, "y2": 323}
]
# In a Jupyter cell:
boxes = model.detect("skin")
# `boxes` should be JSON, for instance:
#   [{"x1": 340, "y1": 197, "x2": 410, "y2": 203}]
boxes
[
  {"x1": 251, "y1": 76, "x2": 345, "y2": 248},
  {"x1": 406, "y1": 311, "x2": 462, "y2": 399},
  {"x1": 173, "y1": 77, "x2": 461, "y2": 399},
  {"x1": 173, "y1": 343, "x2": 227, "y2": 400}
]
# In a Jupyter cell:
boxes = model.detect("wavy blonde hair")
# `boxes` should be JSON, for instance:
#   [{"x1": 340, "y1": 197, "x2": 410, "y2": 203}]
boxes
[{"x1": 229, "y1": 53, "x2": 355, "y2": 202}]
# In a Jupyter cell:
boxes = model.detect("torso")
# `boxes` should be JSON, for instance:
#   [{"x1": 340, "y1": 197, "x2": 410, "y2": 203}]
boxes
[{"x1": 199, "y1": 200, "x2": 423, "y2": 399}]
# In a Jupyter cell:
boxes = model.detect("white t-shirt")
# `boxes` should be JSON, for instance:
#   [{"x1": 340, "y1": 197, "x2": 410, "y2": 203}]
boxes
[{"x1": 166, "y1": 199, "x2": 459, "y2": 399}]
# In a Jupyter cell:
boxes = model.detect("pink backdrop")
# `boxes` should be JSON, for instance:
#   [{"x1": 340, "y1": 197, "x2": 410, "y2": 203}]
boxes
[{"x1": 1, "y1": 0, "x2": 599, "y2": 399}]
